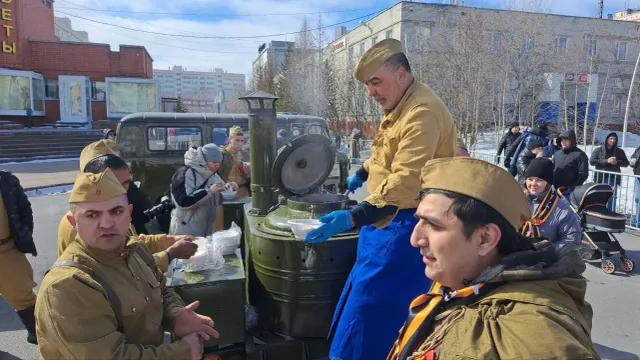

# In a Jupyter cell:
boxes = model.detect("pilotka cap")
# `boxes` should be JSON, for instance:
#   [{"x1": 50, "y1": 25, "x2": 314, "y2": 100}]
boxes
[
  {"x1": 79, "y1": 140, "x2": 120, "y2": 171},
  {"x1": 420, "y1": 157, "x2": 531, "y2": 229},
  {"x1": 69, "y1": 168, "x2": 127, "y2": 204},
  {"x1": 229, "y1": 126, "x2": 244, "y2": 137},
  {"x1": 354, "y1": 38, "x2": 404, "y2": 83}
]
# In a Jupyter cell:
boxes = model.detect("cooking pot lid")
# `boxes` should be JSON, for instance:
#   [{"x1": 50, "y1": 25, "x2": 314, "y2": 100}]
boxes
[{"x1": 272, "y1": 134, "x2": 336, "y2": 197}]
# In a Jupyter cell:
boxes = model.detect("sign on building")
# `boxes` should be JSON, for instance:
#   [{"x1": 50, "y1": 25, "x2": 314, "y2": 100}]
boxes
[
  {"x1": 565, "y1": 73, "x2": 591, "y2": 83},
  {"x1": 331, "y1": 38, "x2": 346, "y2": 55}
]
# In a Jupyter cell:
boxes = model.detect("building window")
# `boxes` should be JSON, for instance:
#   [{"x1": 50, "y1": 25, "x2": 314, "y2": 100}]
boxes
[
  {"x1": 372, "y1": 37, "x2": 378, "y2": 46},
  {"x1": 587, "y1": 38, "x2": 597, "y2": 57},
  {"x1": 148, "y1": 127, "x2": 202, "y2": 151},
  {"x1": 45, "y1": 79, "x2": 59, "y2": 99},
  {"x1": 521, "y1": 35, "x2": 535, "y2": 53},
  {"x1": 92, "y1": 81, "x2": 106, "y2": 101},
  {"x1": 43, "y1": 0, "x2": 52, "y2": 8},
  {"x1": 614, "y1": 77, "x2": 623, "y2": 89},
  {"x1": 616, "y1": 41, "x2": 627, "y2": 61},
  {"x1": 0, "y1": 69, "x2": 45, "y2": 116},
  {"x1": 386, "y1": 30, "x2": 393, "y2": 39},
  {"x1": 556, "y1": 37, "x2": 567, "y2": 55},
  {"x1": 106, "y1": 78, "x2": 158, "y2": 117},
  {"x1": 359, "y1": 42, "x2": 365, "y2": 56},
  {"x1": 613, "y1": 94, "x2": 625, "y2": 114},
  {"x1": 488, "y1": 32, "x2": 503, "y2": 50}
]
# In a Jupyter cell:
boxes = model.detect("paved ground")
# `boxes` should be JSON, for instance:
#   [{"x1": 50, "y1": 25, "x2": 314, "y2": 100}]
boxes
[
  {"x1": 1, "y1": 160, "x2": 79, "y2": 189},
  {"x1": 2, "y1": 183, "x2": 640, "y2": 359}
]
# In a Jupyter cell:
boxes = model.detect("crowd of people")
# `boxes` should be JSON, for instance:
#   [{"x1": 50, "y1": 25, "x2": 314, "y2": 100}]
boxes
[{"x1": 0, "y1": 38, "x2": 608, "y2": 359}]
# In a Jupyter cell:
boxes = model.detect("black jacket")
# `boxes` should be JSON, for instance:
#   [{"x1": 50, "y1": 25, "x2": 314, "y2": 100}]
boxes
[
  {"x1": 631, "y1": 146, "x2": 640, "y2": 176},
  {"x1": 0, "y1": 171, "x2": 36, "y2": 256},
  {"x1": 590, "y1": 132, "x2": 629, "y2": 185},
  {"x1": 497, "y1": 130, "x2": 521, "y2": 156},
  {"x1": 516, "y1": 149, "x2": 537, "y2": 186},
  {"x1": 552, "y1": 130, "x2": 590, "y2": 188},
  {"x1": 127, "y1": 183, "x2": 153, "y2": 235}
]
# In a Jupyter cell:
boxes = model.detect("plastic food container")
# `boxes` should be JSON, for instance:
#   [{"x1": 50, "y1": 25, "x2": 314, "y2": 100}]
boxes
[
  {"x1": 221, "y1": 191, "x2": 237, "y2": 200},
  {"x1": 288, "y1": 219, "x2": 323, "y2": 240}
]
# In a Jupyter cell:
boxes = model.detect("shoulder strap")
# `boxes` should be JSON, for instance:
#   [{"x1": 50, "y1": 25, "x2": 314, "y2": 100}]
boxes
[
  {"x1": 47, "y1": 260, "x2": 124, "y2": 333},
  {"x1": 134, "y1": 245, "x2": 157, "y2": 270}
]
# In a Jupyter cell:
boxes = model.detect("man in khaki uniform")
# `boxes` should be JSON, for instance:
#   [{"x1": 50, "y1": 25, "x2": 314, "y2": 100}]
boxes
[
  {"x1": 57, "y1": 140, "x2": 196, "y2": 272},
  {"x1": 215, "y1": 126, "x2": 250, "y2": 231},
  {"x1": 0, "y1": 170, "x2": 38, "y2": 344},
  {"x1": 220, "y1": 126, "x2": 250, "y2": 198},
  {"x1": 305, "y1": 39, "x2": 456, "y2": 359},
  {"x1": 36, "y1": 169, "x2": 219, "y2": 359},
  {"x1": 388, "y1": 157, "x2": 598, "y2": 360}
]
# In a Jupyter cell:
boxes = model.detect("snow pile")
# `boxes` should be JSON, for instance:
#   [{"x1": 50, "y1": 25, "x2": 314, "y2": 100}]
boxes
[
  {"x1": 1, "y1": 157, "x2": 78, "y2": 165},
  {"x1": 25, "y1": 184, "x2": 73, "y2": 197}
]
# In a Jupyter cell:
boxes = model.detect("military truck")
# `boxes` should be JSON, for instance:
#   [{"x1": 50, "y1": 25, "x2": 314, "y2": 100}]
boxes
[{"x1": 115, "y1": 112, "x2": 349, "y2": 231}]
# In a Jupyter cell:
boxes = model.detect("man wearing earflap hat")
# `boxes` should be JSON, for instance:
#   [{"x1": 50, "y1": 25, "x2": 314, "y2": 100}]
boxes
[
  {"x1": 57, "y1": 140, "x2": 197, "y2": 272},
  {"x1": 36, "y1": 169, "x2": 219, "y2": 359},
  {"x1": 387, "y1": 157, "x2": 597, "y2": 360},
  {"x1": 305, "y1": 38, "x2": 456, "y2": 359}
]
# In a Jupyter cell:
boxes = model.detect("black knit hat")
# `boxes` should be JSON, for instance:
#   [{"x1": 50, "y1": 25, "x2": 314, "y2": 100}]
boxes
[
  {"x1": 527, "y1": 139, "x2": 543, "y2": 151},
  {"x1": 509, "y1": 121, "x2": 520, "y2": 129},
  {"x1": 524, "y1": 158, "x2": 554, "y2": 184}
]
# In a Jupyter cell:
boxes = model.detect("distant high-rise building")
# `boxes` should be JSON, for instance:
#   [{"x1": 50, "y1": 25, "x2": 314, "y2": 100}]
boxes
[
  {"x1": 614, "y1": 9, "x2": 640, "y2": 22},
  {"x1": 252, "y1": 41, "x2": 294, "y2": 85},
  {"x1": 54, "y1": 17, "x2": 89, "y2": 42},
  {"x1": 153, "y1": 66, "x2": 246, "y2": 113}
]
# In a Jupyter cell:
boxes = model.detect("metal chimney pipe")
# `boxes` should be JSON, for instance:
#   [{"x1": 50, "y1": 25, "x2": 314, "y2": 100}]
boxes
[{"x1": 240, "y1": 91, "x2": 279, "y2": 216}]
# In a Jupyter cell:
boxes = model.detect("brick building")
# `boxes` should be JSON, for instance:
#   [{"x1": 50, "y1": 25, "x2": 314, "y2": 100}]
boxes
[{"x1": 0, "y1": 0, "x2": 158, "y2": 126}]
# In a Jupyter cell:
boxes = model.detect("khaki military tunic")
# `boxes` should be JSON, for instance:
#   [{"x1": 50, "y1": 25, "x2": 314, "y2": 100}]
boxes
[
  {"x1": 36, "y1": 237, "x2": 190, "y2": 359},
  {"x1": 220, "y1": 145, "x2": 250, "y2": 198},
  {"x1": 57, "y1": 212, "x2": 171, "y2": 272},
  {"x1": 363, "y1": 81, "x2": 456, "y2": 228},
  {"x1": 0, "y1": 193, "x2": 37, "y2": 311}
]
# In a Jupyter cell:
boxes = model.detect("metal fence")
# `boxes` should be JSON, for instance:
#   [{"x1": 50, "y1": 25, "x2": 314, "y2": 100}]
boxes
[{"x1": 470, "y1": 150, "x2": 640, "y2": 230}]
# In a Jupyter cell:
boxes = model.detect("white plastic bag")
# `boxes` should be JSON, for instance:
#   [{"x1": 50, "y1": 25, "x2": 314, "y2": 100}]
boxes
[
  {"x1": 210, "y1": 222, "x2": 242, "y2": 256},
  {"x1": 182, "y1": 237, "x2": 225, "y2": 272}
]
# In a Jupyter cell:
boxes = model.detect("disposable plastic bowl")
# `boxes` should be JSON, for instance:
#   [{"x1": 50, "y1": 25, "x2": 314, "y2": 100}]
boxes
[
  {"x1": 221, "y1": 191, "x2": 237, "y2": 200},
  {"x1": 288, "y1": 219, "x2": 323, "y2": 240}
]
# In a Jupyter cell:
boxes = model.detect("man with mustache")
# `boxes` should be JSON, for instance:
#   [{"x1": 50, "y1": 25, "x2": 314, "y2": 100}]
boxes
[
  {"x1": 306, "y1": 38, "x2": 456, "y2": 359},
  {"x1": 388, "y1": 157, "x2": 597, "y2": 360},
  {"x1": 36, "y1": 169, "x2": 219, "y2": 359},
  {"x1": 57, "y1": 140, "x2": 196, "y2": 272}
]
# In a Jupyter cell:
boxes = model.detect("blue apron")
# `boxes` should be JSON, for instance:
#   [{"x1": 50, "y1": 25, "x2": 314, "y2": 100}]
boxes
[{"x1": 328, "y1": 209, "x2": 432, "y2": 360}]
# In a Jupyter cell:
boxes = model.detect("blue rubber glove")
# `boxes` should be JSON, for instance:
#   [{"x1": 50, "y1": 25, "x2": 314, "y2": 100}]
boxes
[
  {"x1": 305, "y1": 210, "x2": 353, "y2": 244},
  {"x1": 346, "y1": 173, "x2": 365, "y2": 193}
]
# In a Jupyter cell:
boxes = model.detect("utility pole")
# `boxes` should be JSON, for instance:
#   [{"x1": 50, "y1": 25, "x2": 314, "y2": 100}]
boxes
[
  {"x1": 622, "y1": 46, "x2": 640, "y2": 148},
  {"x1": 598, "y1": 0, "x2": 604, "y2": 18}
]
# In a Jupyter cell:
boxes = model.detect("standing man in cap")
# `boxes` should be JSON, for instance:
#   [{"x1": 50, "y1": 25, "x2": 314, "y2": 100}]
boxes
[
  {"x1": 552, "y1": 129, "x2": 589, "y2": 199},
  {"x1": 219, "y1": 126, "x2": 250, "y2": 198},
  {"x1": 388, "y1": 157, "x2": 597, "y2": 360},
  {"x1": 0, "y1": 170, "x2": 38, "y2": 344},
  {"x1": 57, "y1": 140, "x2": 197, "y2": 272},
  {"x1": 496, "y1": 121, "x2": 521, "y2": 164},
  {"x1": 36, "y1": 169, "x2": 219, "y2": 359},
  {"x1": 306, "y1": 38, "x2": 456, "y2": 359}
]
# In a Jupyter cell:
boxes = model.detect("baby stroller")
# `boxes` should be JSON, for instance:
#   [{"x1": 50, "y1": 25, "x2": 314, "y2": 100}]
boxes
[{"x1": 568, "y1": 183, "x2": 635, "y2": 274}]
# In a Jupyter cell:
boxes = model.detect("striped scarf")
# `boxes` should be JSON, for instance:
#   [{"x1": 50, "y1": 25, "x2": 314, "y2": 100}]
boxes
[
  {"x1": 387, "y1": 281, "x2": 502, "y2": 360},
  {"x1": 520, "y1": 187, "x2": 559, "y2": 238}
]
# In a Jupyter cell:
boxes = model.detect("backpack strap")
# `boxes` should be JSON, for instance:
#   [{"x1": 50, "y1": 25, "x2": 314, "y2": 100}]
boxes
[{"x1": 47, "y1": 261, "x2": 124, "y2": 333}]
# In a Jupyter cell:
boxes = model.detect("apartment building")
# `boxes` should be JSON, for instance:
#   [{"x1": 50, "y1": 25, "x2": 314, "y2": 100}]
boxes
[
  {"x1": 154, "y1": 66, "x2": 246, "y2": 113},
  {"x1": 326, "y1": 1, "x2": 640, "y2": 127},
  {"x1": 54, "y1": 17, "x2": 89, "y2": 43},
  {"x1": 252, "y1": 41, "x2": 294, "y2": 85}
]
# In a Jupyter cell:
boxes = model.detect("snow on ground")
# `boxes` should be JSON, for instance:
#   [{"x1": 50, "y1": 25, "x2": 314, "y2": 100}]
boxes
[
  {"x1": 1, "y1": 157, "x2": 78, "y2": 165},
  {"x1": 25, "y1": 184, "x2": 73, "y2": 197}
]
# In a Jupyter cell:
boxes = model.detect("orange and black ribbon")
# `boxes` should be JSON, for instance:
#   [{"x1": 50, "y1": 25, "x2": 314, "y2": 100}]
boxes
[
  {"x1": 520, "y1": 188, "x2": 559, "y2": 238},
  {"x1": 387, "y1": 281, "x2": 502, "y2": 360}
]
